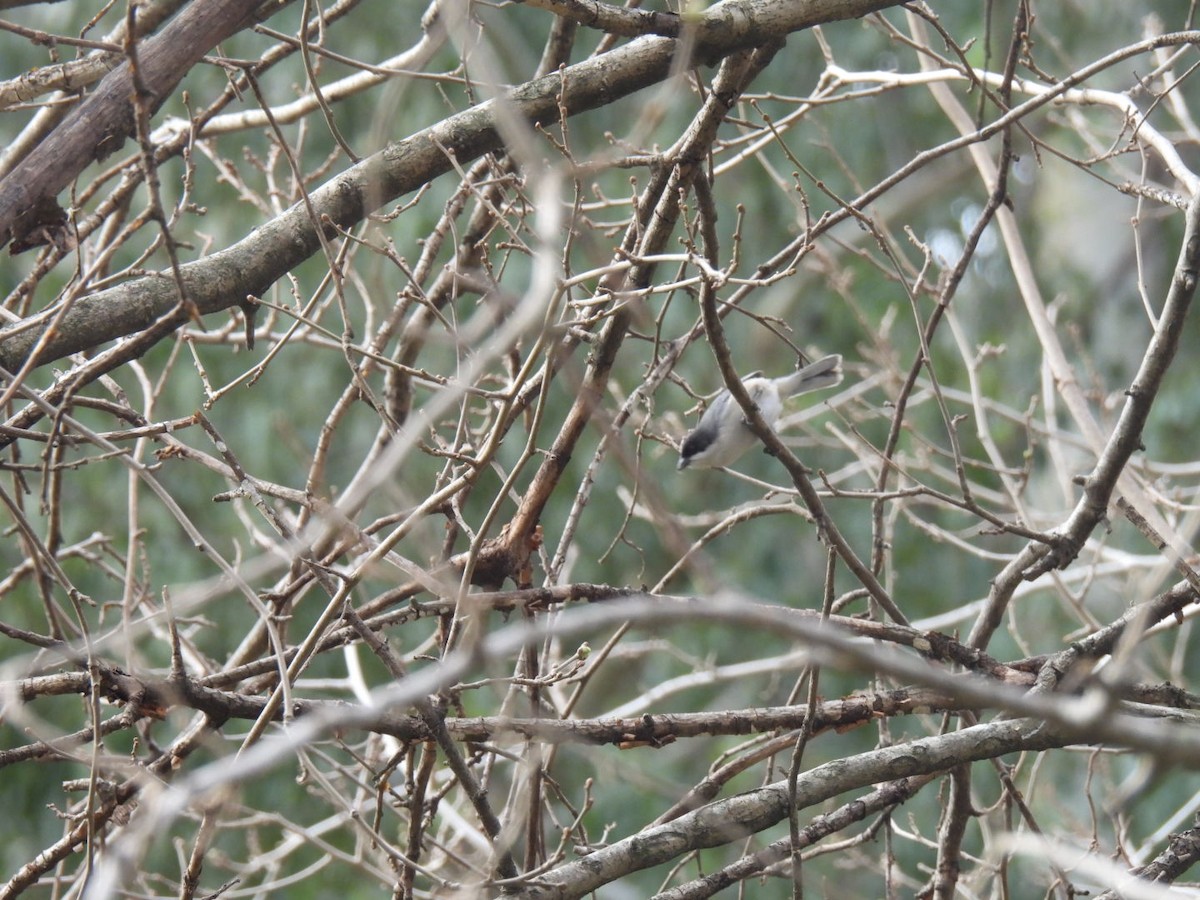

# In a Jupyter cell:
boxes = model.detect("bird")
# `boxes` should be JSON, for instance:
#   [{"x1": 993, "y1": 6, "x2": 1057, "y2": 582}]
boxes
[{"x1": 676, "y1": 354, "x2": 843, "y2": 470}]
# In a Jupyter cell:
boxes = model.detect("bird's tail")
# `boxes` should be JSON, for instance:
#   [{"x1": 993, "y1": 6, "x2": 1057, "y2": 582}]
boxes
[{"x1": 777, "y1": 354, "x2": 843, "y2": 398}]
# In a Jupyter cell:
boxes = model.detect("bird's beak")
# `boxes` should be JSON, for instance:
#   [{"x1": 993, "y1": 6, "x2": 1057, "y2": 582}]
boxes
[{"x1": 677, "y1": 457, "x2": 689, "y2": 470}]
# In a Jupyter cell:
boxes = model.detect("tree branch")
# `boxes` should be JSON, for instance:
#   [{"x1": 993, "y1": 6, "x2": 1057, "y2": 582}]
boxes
[{"x1": 0, "y1": 0, "x2": 901, "y2": 370}]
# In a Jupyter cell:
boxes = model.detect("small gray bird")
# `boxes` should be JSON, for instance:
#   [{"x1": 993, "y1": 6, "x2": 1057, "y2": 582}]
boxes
[{"x1": 677, "y1": 354, "x2": 843, "y2": 470}]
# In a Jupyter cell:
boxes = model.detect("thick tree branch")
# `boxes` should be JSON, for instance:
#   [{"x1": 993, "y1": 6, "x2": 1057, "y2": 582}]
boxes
[
  {"x1": 0, "y1": 0, "x2": 277, "y2": 249},
  {"x1": 516, "y1": 719, "x2": 1063, "y2": 899},
  {"x1": 0, "y1": 0, "x2": 900, "y2": 371}
]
